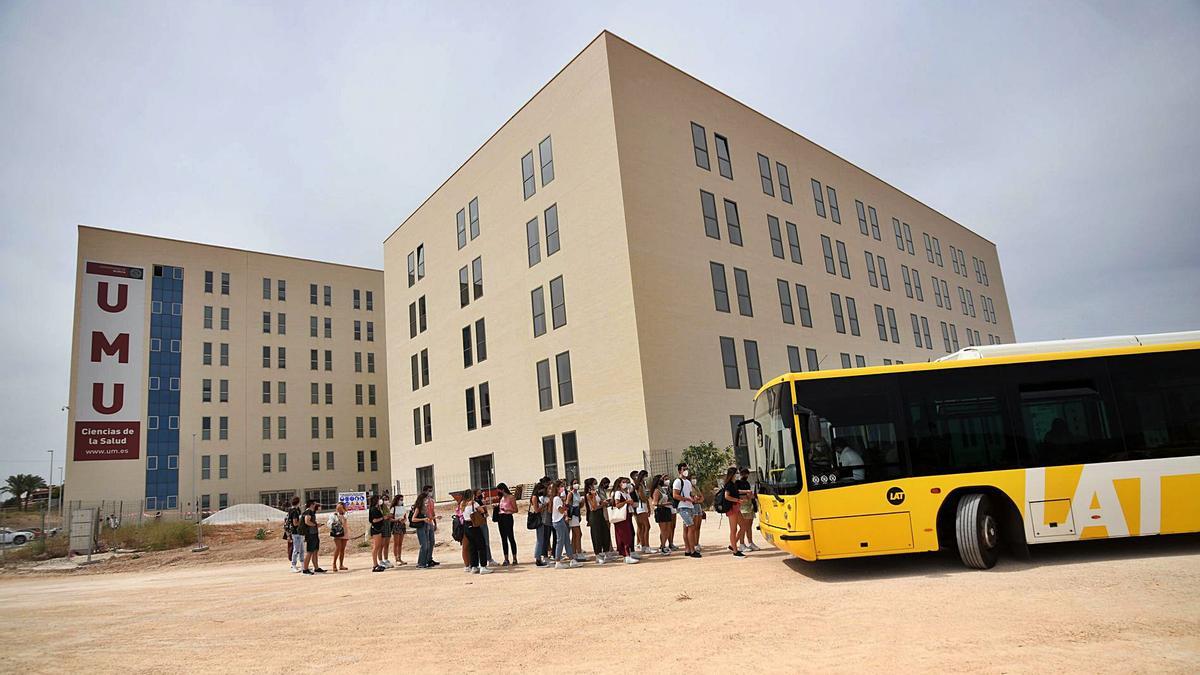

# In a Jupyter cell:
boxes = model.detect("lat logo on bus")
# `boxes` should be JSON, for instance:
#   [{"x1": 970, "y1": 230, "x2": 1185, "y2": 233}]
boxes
[{"x1": 886, "y1": 487, "x2": 905, "y2": 506}]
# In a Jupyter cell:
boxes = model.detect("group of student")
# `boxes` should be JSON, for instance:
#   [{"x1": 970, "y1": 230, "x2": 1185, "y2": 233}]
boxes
[{"x1": 284, "y1": 462, "x2": 761, "y2": 576}]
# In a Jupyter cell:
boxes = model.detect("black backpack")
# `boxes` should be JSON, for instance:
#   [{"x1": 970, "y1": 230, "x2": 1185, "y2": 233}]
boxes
[
  {"x1": 714, "y1": 486, "x2": 730, "y2": 514},
  {"x1": 451, "y1": 514, "x2": 465, "y2": 543}
]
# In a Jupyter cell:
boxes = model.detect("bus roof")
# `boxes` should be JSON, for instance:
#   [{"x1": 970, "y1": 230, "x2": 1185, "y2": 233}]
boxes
[{"x1": 755, "y1": 330, "x2": 1200, "y2": 399}]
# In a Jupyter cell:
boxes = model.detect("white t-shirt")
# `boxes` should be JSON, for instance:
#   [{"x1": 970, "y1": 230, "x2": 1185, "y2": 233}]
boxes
[
  {"x1": 552, "y1": 495, "x2": 566, "y2": 523},
  {"x1": 614, "y1": 489, "x2": 632, "y2": 514},
  {"x1": 462, "y1": 501, "x2": 477, "y2": 523},
  {"x1": 672, "y1": 478, "x2": 695, "y2": 507}
]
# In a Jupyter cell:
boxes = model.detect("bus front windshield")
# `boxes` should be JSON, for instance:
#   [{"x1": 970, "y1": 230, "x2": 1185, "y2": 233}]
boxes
[{"x1": 749, "y1": 382, "x2": 802, "y2": 493}]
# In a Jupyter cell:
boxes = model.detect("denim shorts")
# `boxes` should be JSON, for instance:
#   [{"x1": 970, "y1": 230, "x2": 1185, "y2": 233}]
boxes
[{"x1": 678, "y1": 505, "x2": 696, "y2": 527}]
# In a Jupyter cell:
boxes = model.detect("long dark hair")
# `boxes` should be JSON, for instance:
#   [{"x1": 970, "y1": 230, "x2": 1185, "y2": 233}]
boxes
[
  {"x1": 497, "y1": 482, "x2": 511, "y2": 496},
  {"x1": 390, "y1": 494, "x2": 403, "y2": 509},
  {"x1": 368, "y1": 494, "x2": 381, "y2": 509},
  {"x1": 650, "y1": 474, "x2": 665, "y2": 493}
]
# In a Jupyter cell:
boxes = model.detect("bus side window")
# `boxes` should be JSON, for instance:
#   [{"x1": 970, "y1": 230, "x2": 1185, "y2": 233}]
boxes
[
  {"x1": 1010, "y1": 359, "x2": 1121, "y2": 467},
  {"x1": 1108, "y1": 351, "x2": 1200, "y2": 460},
  {"x1": 902, "y1": 368, "x2": 1015, "y2": 475}
]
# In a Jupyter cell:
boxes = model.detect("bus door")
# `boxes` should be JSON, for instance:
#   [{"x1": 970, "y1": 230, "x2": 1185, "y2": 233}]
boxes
[{"x1": 744, "y1": 381, "x2": 812, "y2": 551}]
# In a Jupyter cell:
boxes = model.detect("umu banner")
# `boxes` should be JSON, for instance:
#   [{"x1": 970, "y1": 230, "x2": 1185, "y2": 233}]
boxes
[{"x1": 73, "y1": 261, "x2": 146, "y2": 461}]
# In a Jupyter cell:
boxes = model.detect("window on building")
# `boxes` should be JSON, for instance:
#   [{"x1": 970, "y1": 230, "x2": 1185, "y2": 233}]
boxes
[
  {"x1": 201, "y1": 454, "x2": 211, "y2": 479},
  {"x1": 744, "y1": 340, "x2": 762, "y2": 390},
  {"x1": 324, "y1": 317, "x2": 332, "y2": 339},
  {"x1": 767, "y1": 215, "x2": 784, "y2": 259},
  {"x1": 758, "y1": 153, "x2": 774, "y2": 196},
  {"x1": 204, "y1": 270, "x2": 213, "y2": 293},
  {"x1": 777, "y1": 162, "x2": 792, "y2": 204},
  {"x1": 462, "y1": 325, "x2": 473, "y2": 368},
  {"x1": 831, "y1": 293, "x2": 846, "y2": 334},
  {"x1": 785, "y1": 221, "x2": 802, "y2": 264},
  {"x1": 806, "y1": 348, "x2": 820, "y2": 372},
  {"x1": 544, "y1": 204, "x2": 560, "y2": 255},
  {"x1": 893, "y1": 218, "x2": 905, "y2": 251},
  {"x1": 921, "y1": 316, "x2": 933, "y2": 350},
  {"x1": 840, "y1": 353, "x2": 852, "y2": 369},
  {"x1": 324, "y1": 285, "x2": 332, "y2": 307},
  {"x1": 468, "y1": 197, "x2": 480, "y2": 241},
  {"x1": 720, "y1": 336, "x2": 740, "y2": 389},
  {"x1": 723, "y1": 199, "x2": 742, "y2": 246},
  {"x1": 777, "y1": 279, "x2": 794, "y2": 324},
  {"x1": 691, "y1": 122, "x2": 710, "y2": 170},
  {"x1": 526, "y1": 217, "x2": 540, "y2": 267},
  {"x1": 868, "y1": 206, "x2": 881, "y2": 240},
  {"x1": 203, "y1": 342, "x2": 212, "y2": 365},
  {"x1": 827, "y1": 186, "x2": 840, "y2": 223},
  {"x1": 846, "y1": 296, "x2": 860, "y2": 336},
  {"x1": 536, "y1": 359, "x2": 553, "y2": 411},
  {"x1": 700, "y1": 190, "x2": 719, "y2": 239},
  {"x1": 542, "y1": 435, "x2": 558, "y2": 479},
  {"x1": 539, "y1": 135, "x2": 554, "y2": 186},
  {"x1": 811, "y1": 179, "x2": 826, "y2": 218},
  {"x1": 865, "y1": 252, "x2": 878, "y2": 287},
  {"x1": 530, "y1": 286, "x2": 547, "y2": 336},
  {"x1": 456, "y1": 209, "x2": 467, "y2": 251},
  {"x1": 549, "y1": 276, "x2": 567, "y2": 328},
  {"x1": 875, "y1": 304, "x2": 888, "y2": 341},
  {"x1": 714, "y1": 133, "x2": 732, "y2": 179},
  {"x1": 522, "y1": 151, "x2": 536, "y2": 200},
  {"x1": 733, "y1": 268, "x2": 752, "y2": 317},
  {"x1": 220, "y1": 343, "x2": 229, "y2": 366},
  {"x1": 795, "y1": 284, "x2": 813, "y2": 328},
  {"x1": 821, "y1": 235, "x2": 835, "y2": 274},
  {"x1": 555, "y1": 351, "x2": 573, "y2": 405},
  {"x1": 202, "y1": 379, "x2": 212, "y2": 403},
  {"x1": 836, "y1": 240, "x2": 850, "y2": 278},
  {"x1": 787, "y1": 345, "x2": 803, "y2": 372},
  {"x1": 856, "y1": 200, "x2": 868, "y2": 236}
]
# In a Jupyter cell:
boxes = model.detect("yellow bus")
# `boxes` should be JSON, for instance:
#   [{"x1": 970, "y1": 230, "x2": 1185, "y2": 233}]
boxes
[{"x1": 744, "y1": 332, "x2": 1200, "y2": 568}]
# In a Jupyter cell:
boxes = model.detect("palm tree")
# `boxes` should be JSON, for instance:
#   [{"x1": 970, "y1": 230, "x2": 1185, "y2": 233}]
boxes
[{"x1": 4, "y1": 474, "x2": 47, "y2": 511}]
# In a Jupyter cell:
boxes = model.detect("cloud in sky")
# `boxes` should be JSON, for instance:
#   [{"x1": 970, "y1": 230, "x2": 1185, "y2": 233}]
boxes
[{"x1": 1, "y1": 1, "x2": 1197, "y2": 483}]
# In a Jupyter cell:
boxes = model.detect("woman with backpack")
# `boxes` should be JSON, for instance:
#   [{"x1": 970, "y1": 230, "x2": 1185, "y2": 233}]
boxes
[
  {"x1": 494, "y1": 483, "x2": 518, "y2": 566},
  {"x1": 390, "y1": 494, "x2": 408, "y2": 566},
  {"x1": 568, "y1": 478, "x2": 586, "y2": 562},
  {"x1": 461, "y1": 489, "x2": 493, "y2": 575},
  {"x1": 531, "y1": 482, "x2": 552, "y2": 567},
  {"x1": 328, "y1": 501, "x2": 349, "y2": 571},
  {"x1": 368, "y1": 495, "x2": 387, "y2": 572},
  {"x1": 452, "y1": 491, "x2": 472, "y2": 572}
]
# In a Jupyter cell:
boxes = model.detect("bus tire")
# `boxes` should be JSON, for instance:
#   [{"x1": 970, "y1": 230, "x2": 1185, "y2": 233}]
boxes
[{"x1": 955, "y1": 493, "x2": 1000, "y2": 569}]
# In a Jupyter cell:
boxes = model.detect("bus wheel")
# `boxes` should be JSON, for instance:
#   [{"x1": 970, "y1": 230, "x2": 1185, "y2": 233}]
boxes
[{"x1": 955, "y1": 493, "x2": 1000, "y2": 569}]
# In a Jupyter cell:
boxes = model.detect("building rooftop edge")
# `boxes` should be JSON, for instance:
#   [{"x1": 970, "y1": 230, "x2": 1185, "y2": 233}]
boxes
[
  {"x1": 388, "y1": 29, "x2": 999, "y2": 250},
  {"x1": 77, "y1": 224, "x2": 384, "y2": 273}
]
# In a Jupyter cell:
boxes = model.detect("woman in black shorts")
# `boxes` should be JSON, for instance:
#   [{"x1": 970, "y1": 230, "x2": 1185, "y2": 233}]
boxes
[
  {"x1": 390, "y1": 494, "x2": 408, "y2": 566},
  {"x1": 651, "y1": 474, "x2": 674, "y2": 555}
]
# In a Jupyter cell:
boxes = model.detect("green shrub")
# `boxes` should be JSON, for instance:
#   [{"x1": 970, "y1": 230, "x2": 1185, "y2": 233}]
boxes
[
  {"x1": 680, "y1": 440, "x2": 735, "y2": 504},
  {"x1": 254, "y1": 528, "x2": 267, "y2": 540}
]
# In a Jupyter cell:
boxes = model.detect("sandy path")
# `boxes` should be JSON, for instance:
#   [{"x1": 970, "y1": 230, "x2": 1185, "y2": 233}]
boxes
[{"x1": 1, "y1": 519, "x2": 1197, "y2": 673}]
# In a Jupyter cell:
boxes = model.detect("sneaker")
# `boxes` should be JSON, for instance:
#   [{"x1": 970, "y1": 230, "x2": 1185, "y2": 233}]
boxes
[
  {"x1": 472, "y1": 567, "x2": 480, "y2": 574},
  {"x1": 669, "y1": 544, "x2": 679, "y2": 551},
  {"x1": 596, "y1": 556, "x2": 607, "y2": 565},
  {"x1": 624, "y1": 556, "x2": 639, "y2": 564},
  {"x1": 488, "y1": 559, "x2": 499, "y2": 566},
  {"x1": 314, "y1": 568, "x2": 326, "y2": 573},
  {"x1": 555, "y1": 561, "x2": 568, "y2": 569},
  {"x1": 748, "y1": 542, "x2": 761, "y2": 551},
  {"x1": 371, "y1": 565, "x2": 384, "y2": 572},
  {"x1": 502, "y1": 560, "x2": 510, "y2": 566},
  {"x1": 478, "y1": 566, "x2": 494, "y2": 575},
  {"x1": 380, "y1": 560, "x2": 393, "y2": 569},
  {"x1": 568, "y1": 560, "x2": 582, "y2": 568},
  {"x1": 302, "y1": 569, "x2": 314, "y2": 575},
  {"x1": 464, "y1": 566, "x2": 473, "y2": 573},
  {"x1": 643, "y1": 546, "x2": 655, "y2": 554},
  {"x1": 290, "y1": 567, "x2": 301, "y2": 573},
  {"x1": 660, "y1": 547, "x2": 670, "y2": 556},
  {"x1": 574, "y1": 554, "x2": 587, "y2": 562},
  {"x1": 732, "y1": 550, "x2": 745, "y2": 558},
  {"x1": 429, "y1": 561, "x2": 441, "y2": 567},
  {"x1": 535, "y1": 560, "x2": 548, "y2": 568}
]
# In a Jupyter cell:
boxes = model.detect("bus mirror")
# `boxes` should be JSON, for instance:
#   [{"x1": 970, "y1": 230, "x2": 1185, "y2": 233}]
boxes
[{"x1": 736, "y1": 419, "x2": 762, "y2": 449}]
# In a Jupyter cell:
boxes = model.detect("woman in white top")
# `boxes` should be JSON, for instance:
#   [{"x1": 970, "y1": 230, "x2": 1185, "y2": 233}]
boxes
[
  {"x1": 610, "y1": 478, "x2": 639, "y2": 564},
  {"x1": 550, "y1": 480, "x2": 581, "y2": 569},
  {"x1": 568, "y1": 479, "x2": 586, "y2": 562},
  {"x1": 390, "y1": 494, "x2": 408, "y2": 566},
  {"x1": 632, "y1": 470, "x2": 652, "y2": 555}
]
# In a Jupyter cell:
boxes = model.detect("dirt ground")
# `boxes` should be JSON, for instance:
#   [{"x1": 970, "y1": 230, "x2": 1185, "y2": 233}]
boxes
[{"x1": 1, "y1": 515, "x2": 1198, "y2": 674}]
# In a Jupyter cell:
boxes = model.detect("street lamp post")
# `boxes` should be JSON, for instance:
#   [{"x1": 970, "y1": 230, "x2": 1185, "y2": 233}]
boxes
[
  {"x1": 44, "y1": 449, "x2": 53, "y2": 552},
  {"x1": 58, "y1": 466, "x2": 64, "y2": 521}
]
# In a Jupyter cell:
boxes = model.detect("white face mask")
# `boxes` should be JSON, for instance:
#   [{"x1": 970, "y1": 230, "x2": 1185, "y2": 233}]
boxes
[{"x1": 682, "y1": 470, "x2": 690, "y2": 478}]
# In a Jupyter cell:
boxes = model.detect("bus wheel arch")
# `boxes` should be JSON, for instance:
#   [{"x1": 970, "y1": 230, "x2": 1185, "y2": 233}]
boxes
[{"x1": 935, "y1": 487, "x2": 1026, "y2": 568}]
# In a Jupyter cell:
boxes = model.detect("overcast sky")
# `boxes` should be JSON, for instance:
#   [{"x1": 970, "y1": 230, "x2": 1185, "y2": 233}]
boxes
[{"x1": 1, "y1": 1, "x2": 1197, "y2": 486}]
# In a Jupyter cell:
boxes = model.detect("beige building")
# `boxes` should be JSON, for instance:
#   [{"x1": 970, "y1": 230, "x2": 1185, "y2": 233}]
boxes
[
  {"x1": 384, "y1": 31, "x2": 1015, "y2": 495},
  {"x1": 65, "y1": 226, "x2": 390, "y2": 513}
]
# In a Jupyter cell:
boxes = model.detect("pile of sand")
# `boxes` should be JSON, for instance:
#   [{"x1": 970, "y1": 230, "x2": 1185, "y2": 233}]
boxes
[{"x1": 201, "y1": 503, "x2": 286, "y2": 525}]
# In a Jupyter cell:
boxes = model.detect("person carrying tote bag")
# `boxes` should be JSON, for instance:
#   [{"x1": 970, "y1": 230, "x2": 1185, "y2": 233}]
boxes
[{"x1": 609, "y1": 478, "x2": 639, "y2": 564}]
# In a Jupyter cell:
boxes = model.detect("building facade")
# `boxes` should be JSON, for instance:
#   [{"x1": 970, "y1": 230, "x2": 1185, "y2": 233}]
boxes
[
  {"x1": 384, "y1": 32, "x2": 1015, "y2": 495},
  {"x1": 66, "y1": 226, "x2": 390, "y2": 512}
]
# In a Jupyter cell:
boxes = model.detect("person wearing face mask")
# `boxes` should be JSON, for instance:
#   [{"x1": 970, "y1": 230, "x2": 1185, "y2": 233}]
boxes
[
  {"x1": 632, "y1": 470, "x2": 653, "y2": 555},
  {"x1": 722, "y1": 467, "x2": 747, "y2": 558},
  {"x1": 550, "y1": 480, "x2": 582, "y2": 568},
  {"x1": 611, "y1": 477, "x2": 640, "y2": 564},
  {"x1": 673, "y1": 463, "x2": 701, "y2": 558},
  {"x1": 412, "y1": 485, "x2": 439, "y2": 569},
  {"x1": 568, "y1": 479, "x2": 587, "y2": 562},
  {"x1": 584, "y1": 477, "x2": 613, "y2": 564},
  {"x1": 531, "y1": 482, "x2": 551, "y2": 567},
  {"x1": 495, "y1": 483, "x2": 518, "y2": 566},
  {"x1": 651, "y1": 474, "x2": 674, "y2": 555}
]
